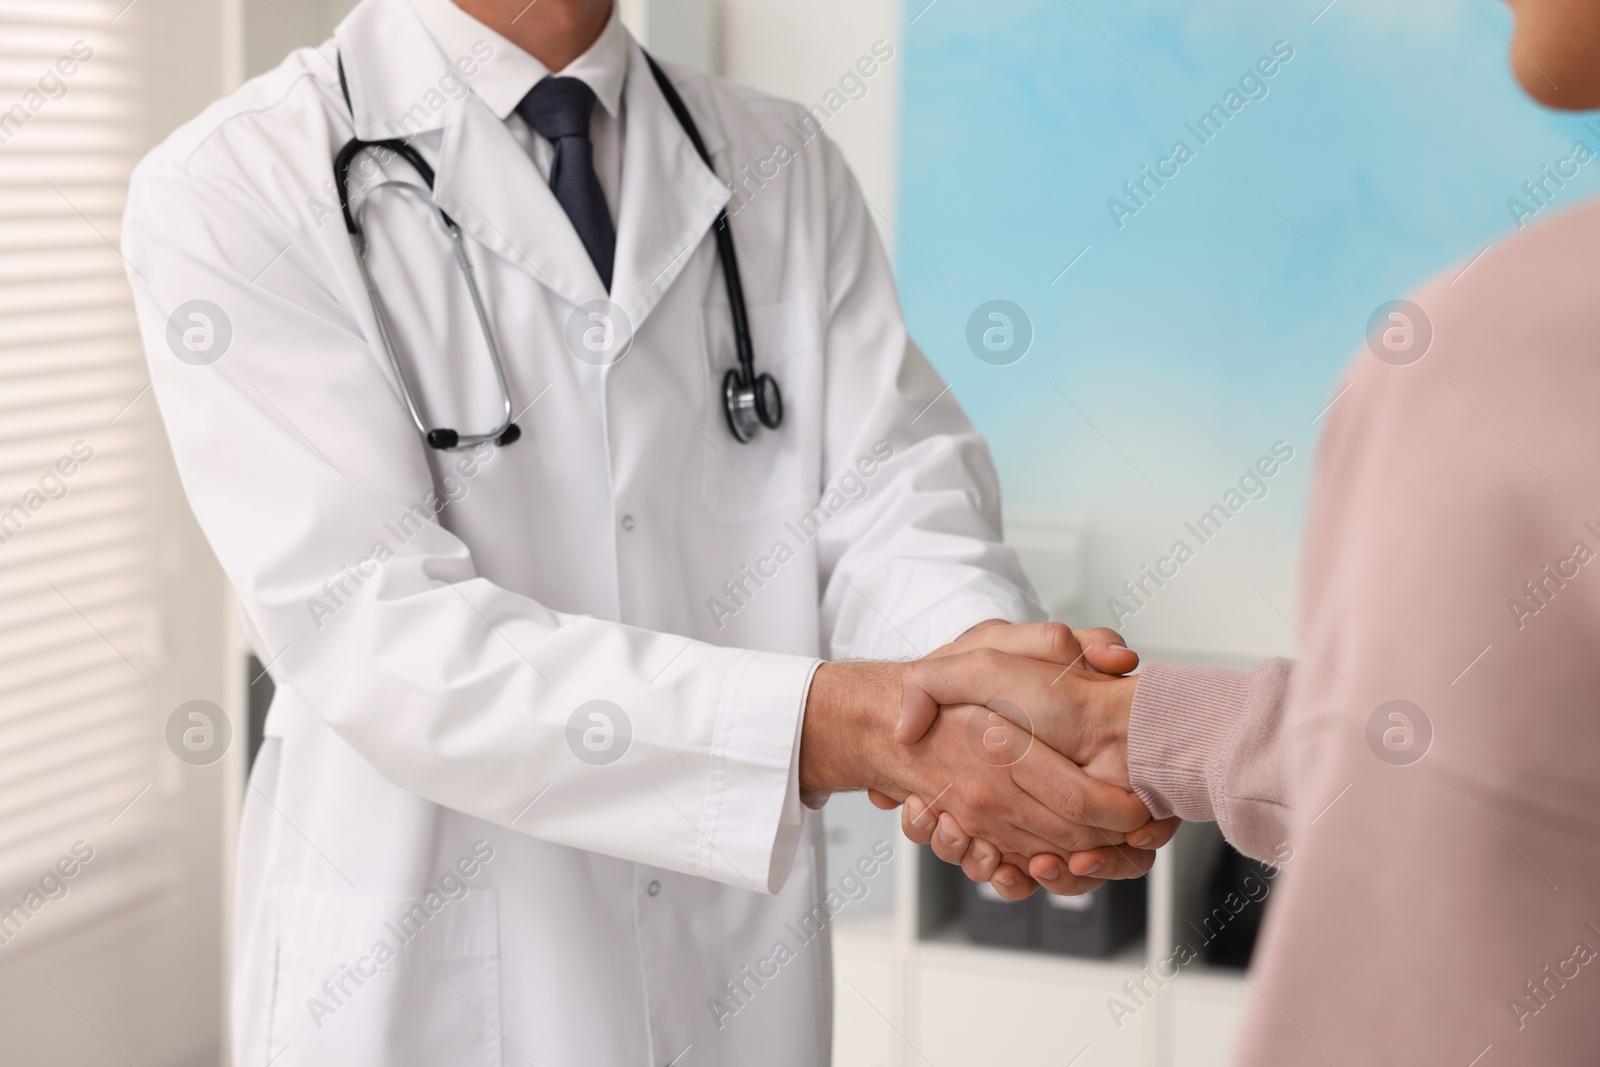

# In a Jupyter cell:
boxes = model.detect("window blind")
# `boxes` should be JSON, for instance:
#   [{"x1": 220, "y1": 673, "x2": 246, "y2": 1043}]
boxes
[{"x1": 0, "y1": 0, "x2": 161, "y2": 914}]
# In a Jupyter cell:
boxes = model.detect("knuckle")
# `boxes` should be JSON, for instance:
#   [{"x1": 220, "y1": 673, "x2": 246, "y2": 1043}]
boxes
[
  {"x1": 1042, "y1": 621, "x2": 1072, "y2": 657},
  {"x1": 969, "y1": 647, "x2": 998, "y2": 675},
  {"x1": 1052, "y1": 781, "x2": 1090, "y2": 825},
  {"x1": 1064, "y1": 828, "x2": 1100, "y2": 853}
]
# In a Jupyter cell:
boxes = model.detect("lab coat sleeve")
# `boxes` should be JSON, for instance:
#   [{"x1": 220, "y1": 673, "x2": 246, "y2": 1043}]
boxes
[
  {"x1": 122, "y1": 155, "x2": 815, "y2": 894},
  {"x1": 809, "y1": 137, "x2": 1046, "y2": 660}
]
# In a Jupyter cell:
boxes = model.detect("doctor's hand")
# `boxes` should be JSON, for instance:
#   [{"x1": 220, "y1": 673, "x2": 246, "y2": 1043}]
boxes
[
  {"x1": 875, "y1": 622, "x2": 1180, "y2": 898},
  {"x1": 799, "y1": 654, "x2": 1153, "y2": 861},
  {"x1": 896, "y1": 798, "x2": 1178, "y2": 900}
]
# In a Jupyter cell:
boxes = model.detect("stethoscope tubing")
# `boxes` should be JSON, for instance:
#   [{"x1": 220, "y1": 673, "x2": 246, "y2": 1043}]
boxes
[{"x1": 332, "y1": 51, "x2": 779, "y2": 451}]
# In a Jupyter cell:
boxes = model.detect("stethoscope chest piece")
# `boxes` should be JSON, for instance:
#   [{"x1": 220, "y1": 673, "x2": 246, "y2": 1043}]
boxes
[{"x1": 723, "y1": 368, "x2": 783, "y2": 444}]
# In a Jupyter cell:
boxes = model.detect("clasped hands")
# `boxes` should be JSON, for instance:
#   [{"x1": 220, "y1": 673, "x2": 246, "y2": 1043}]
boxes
[{"x1": 799, "y1": 621, "x2": 1179, "y2": 901}]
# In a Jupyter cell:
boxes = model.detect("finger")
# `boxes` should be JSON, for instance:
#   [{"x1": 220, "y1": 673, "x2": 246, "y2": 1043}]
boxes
[
  {"x1": 930, "y1": 811, "x2": 973, "y2": 866},
  {"x1": 1072, "y1": 626, "x2": 1127, "y2": 648},
  {"x1": 923, "y1": 811, "x2": 1006, "y2": 884},
  {"x1": 1126, "y1": 816, "x2": 1182, "y2": 851},
  {"x1": 901, "y1": 795, "x2": 938, "y2": 845},
  {"x1": 1081, "y1": 644, "x2": 1138, "y2": 676},
  {"x1": 988, "y1": 864, "x2": 1040, "y2": 901},
  {"x1": 1027, "y1": 854, "x2": 1108, "y2": 897},
  {"x1": 899, "y1": 648, "x2": 1052, "y2": 745},
  {"x1": 936, "y1": 775, "x2": 1142, "y2": 859},
  {"x1": 1060, "y1": 845, "x2": 1156, "y2": 881},
  {"x1": 922, "y1": 785, "x2": 1123, "y2": 859},
  {"x1": 899, "y1": 629, "x2": 1089, "y2": 745},
  {"x1": 961, "y1": 837, "x2": 1003, "y2": 883},
  {"x1": 908, "y1": 652, "x2": 1136, "y2": 787},
  {"x1": 1074, "y1": 628, "x2": 1138, "y2": 676},
  {"x1": 866, "y1": 788, "x2": 901, "y2": 810},
  {"x1": 945, "y1": 783, "x2": 1132, "y2": 857},
  {"x1": 1011, "y1": 741, "x2": 1151, "y2": 835},
  {"x1": 931, "y1": 621, "x2": 1085, "y2": 666}
]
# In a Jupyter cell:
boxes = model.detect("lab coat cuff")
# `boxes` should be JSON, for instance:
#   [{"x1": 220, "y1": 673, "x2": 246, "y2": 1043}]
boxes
[{"x1": 708, "y1": 650, "x2": 821, "y2": 894}]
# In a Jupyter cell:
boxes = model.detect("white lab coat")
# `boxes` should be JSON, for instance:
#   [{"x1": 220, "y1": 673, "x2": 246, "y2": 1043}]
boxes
[{"x1": 122, "y1": 1, "x2": 1040, "y2": 1064}]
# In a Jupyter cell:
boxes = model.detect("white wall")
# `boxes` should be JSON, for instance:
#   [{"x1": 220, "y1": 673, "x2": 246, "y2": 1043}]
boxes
[
  {"x1": 242, "y1": 0, "x2": 356, "y2": 78},
  {"x1": 714, "y1": 0, "x2": 904, "y2": 251}
]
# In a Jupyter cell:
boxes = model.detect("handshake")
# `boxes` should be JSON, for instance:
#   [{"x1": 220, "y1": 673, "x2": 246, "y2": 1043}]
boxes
[{"x1": 798, "y1": 620, "x2": 1180, "y2": 899}]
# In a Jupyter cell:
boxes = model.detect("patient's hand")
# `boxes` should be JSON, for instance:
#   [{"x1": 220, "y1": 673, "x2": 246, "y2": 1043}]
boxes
[{"x1": 868, "y1": 621, "x2": 1180, "y2": 899}]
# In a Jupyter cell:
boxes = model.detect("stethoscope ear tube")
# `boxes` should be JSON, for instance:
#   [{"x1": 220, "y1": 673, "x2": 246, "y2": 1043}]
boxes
[
  {"x1": 334, "y1": 138, "x2": 444, "y2": 235},
  {"x1": 343, "y1": 179, "x2": 519, "y2": 451},
  {"x1": 333, "y1": 52, "x2": 778, "y2": 451},
  {"x1": 644, "y1": 54, "x2": 783, "y2": 444},
  {"x1": 335, "y1": 54, "x2": 518, "y2": 453}
]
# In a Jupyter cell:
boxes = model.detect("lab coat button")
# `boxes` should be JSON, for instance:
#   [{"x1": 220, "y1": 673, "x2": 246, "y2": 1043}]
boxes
[
  {"x1": 647, "y1": 879, "x2": 661, "y2": 896},
  {"x1": 621, "y1": 514, "x2": 636, "y2": 531}
]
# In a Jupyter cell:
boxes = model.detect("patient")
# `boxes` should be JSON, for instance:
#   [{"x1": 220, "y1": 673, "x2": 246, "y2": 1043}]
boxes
[{"x1": 879, "y1": 0, "x2": 1600, "y2": 1060}]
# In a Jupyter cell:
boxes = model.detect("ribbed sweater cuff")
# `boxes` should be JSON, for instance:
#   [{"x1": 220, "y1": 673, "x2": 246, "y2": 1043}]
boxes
[{"x1": 1126, "y1": 660, "x2": 1255, "y2": 823}]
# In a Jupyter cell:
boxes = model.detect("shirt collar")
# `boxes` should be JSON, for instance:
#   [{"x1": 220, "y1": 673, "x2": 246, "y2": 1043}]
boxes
[{"x1": 406, "y1": 0, "x2": 628, "y2": 120}]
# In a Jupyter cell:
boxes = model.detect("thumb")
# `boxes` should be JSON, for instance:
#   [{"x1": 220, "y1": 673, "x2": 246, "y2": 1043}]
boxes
[
  {"x1": 1078, "y1": 633, "x2": 1138, "y2": 676},
  {"x1": 898, "y1": 649, "x2": 1017, "y2": 745},
  {"x1": 895, "y1": 683, "x2": 940, "y2": 745}
]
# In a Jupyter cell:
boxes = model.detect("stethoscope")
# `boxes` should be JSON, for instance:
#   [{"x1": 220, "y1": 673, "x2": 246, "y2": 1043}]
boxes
[{"x1": 332, "y1": 53, "x2": 782, "y2": 451}]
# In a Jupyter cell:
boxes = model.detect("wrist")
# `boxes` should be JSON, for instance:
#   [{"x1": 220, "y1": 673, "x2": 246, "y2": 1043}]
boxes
[
  {"x1": 799, "y1": 660, "x2": 903, "y2": 795},
  {"x1": 1079, "y1": 673, "x2": 1138, "y2": 791}
]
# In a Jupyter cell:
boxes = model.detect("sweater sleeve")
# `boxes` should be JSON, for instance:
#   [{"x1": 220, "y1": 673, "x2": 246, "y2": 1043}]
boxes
[{"x1": 1125, "y1": 658, "x2": 1295, "y2": 863}]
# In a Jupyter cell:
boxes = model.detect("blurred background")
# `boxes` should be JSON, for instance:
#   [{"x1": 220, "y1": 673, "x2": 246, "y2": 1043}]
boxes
[{"x1": 0, "y1": 0, "x2": 1586, "y2": 1064}]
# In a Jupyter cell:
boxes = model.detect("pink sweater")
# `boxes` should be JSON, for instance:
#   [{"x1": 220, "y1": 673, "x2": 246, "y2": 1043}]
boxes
[{"x1": 1127, "y1": 199, "x2": 1600, "y2": 1064}]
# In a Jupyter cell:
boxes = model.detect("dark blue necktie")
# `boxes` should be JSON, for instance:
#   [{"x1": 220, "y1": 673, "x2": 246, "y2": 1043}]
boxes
[{"x1": 516, "y1": 76, "x2": 616, "y2": 291}]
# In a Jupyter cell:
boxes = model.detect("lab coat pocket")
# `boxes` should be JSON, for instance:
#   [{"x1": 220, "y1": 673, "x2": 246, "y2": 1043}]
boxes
[
  {"x1": 699, "y1": 299, "x2": 817, "y2": 522},
  {"x1": 265, "y1": 885, "x2": 501, "y2": 1067}
]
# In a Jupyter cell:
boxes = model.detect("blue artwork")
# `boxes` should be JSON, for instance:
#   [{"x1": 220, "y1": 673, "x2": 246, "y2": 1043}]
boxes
[{"x1": 895, "y1": 0, "x2": 1596, "y2": 655}]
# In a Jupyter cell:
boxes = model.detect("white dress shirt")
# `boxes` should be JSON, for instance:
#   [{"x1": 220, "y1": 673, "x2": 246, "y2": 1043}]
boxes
[{"x1": 407, "y1": 0, "x2": 626, "y2": 220}]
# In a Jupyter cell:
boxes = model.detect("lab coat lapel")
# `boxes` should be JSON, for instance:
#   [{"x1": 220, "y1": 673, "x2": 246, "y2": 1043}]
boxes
[
  {"x1": 608, "y1": 43, "x2": 732, "y2": 334},
  {"x1": 434, "y1": 95, "x2": 607, "y2": 308},
  {"x1": 335, "y1": 0, "x2": 603, "y2": 306},
  {"x1": 336, "y1": 0, "x2": 729, "y2": 317},
  {"x1": 335, "y1": 0, "x2": 451, "y2": 143}
]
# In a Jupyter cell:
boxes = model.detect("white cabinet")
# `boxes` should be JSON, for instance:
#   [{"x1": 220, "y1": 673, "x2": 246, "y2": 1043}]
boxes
[
  {"x1": 827, "y1": 795, "x2": 1256, "y2": 1067},
  {"x1": 1169, "y1": 975, "x2": 1248, "y2": 1067},
  {"x1": 912, "y1": 946, "x2": 1151, "y2": 1067}
]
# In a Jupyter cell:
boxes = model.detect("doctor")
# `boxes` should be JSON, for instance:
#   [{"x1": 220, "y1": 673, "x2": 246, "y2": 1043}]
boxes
[{"x1": 123, "y1": 0, "x2": 1169, "y2": 1064}]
